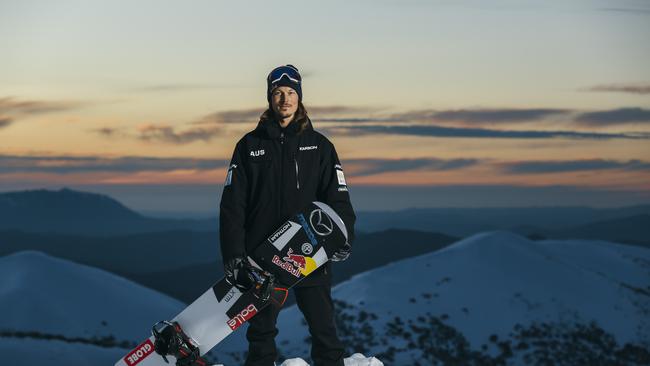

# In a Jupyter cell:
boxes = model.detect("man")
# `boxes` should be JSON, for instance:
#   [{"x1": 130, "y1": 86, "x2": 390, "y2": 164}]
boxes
[{"x1": 219, "y1": 64, "x2": 356, "y2": 366}]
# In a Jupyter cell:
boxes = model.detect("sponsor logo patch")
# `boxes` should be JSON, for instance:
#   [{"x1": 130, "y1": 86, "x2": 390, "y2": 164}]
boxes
[
  {"x1": 224, "y1": 164, "x2": 237, "y2": 187},
  {"x1": 224, "y1": 170, "x2": 233, "y2": 186},
  {"x1": 272, "y1": 254, "x2": 302, "y2": 278},
  {"x1": 336, "y1": 169, "x2": 347, "y2": 186},
  {"x1": 301, "y1": 242, "x2": 313, "y2": 255},
  {"x1": 299, "y1": 145, "x2": 318, "y2": 151},
  {"x1": 268, "y1": 222, "x2": 292, "y2": 244},
  {"x1": 223, "y1": 288, "x2": 236, "y2": 303},
  {"x1": 227, "y1": 304, "x2": 258, "y2": 331},
  {"x1": 273, "y1": 248, "x2": 319, "y2": 277},
  {"x1": 283, "y1": 248, "x2": 306, "y2": 270},
  {"x1": 124, "y1": 339, "x2": 155, "y2": 366}
]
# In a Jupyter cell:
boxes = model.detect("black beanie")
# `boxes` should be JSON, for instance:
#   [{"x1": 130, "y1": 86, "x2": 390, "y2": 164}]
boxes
[{"x1": 267, "y1": 64, "x2": 302, "y2": 106}]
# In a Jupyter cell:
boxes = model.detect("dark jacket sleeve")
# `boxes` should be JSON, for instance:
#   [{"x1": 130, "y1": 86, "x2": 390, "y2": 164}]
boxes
[
  {"x1": 219, "y1": 140, "x2": 248, "y2": 264},
  {"x1": 317, "y1": 138, "x2": 356, "y2": 247}
]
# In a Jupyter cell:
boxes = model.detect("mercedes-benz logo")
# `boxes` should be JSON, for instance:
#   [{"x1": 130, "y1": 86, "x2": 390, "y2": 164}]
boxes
[{"x1": 309, "y1": 209, "x2": 333, "y2": 236}]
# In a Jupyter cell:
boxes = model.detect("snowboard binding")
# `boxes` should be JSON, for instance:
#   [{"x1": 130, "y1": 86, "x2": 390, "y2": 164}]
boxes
[
  {"x1": 225, "y1": 259, "x2": 277, "y2": 302},
  {"x1": 248, "y1": 268, "x2": 289, "y2": 307},
  {"x1": 151, "y1": 320, "x2": 208, "y2": 366}
]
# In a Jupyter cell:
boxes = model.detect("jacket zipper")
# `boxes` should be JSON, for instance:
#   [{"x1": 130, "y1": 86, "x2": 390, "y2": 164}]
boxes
[
  {"x1": 279, "y1": 132, "x2": 285, "y2": 219},
  {"x1": 294, "y1": 157, "x2": 300, "y2": 190}
]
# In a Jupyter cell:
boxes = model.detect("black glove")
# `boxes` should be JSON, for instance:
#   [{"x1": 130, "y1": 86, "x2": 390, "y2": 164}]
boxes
[
  {"x1": 331, "y1": 242, "x2": 351, "y2": 262},
  {"x1": 224, "y1": 257, "x2": 255, "y2": 291}
]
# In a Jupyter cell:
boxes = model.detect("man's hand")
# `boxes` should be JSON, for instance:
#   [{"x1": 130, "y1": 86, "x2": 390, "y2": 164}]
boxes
[
  {"x1": 331, "y1": 242, "x2": 351, "y2": 262},
  {"x1": 224, "y1": 257, "x2": 249, "y2": 290}
]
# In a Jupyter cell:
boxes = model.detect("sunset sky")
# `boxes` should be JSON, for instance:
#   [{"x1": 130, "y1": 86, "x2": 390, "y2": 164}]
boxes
[{"x1": 1, "y1": 0, "x2": 649, "y2": 214}]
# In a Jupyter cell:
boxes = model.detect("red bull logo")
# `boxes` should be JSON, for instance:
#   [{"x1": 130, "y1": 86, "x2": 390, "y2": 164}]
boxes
[
  {"x1": 283, "y1": 248, "x2": 306, "y2": 269},
  {"x1": 272, "y1": 254, "x2": 301, "y2": 278},
  {"x1": 272, "y1": 248, "x2": 319, "y2": 278}
]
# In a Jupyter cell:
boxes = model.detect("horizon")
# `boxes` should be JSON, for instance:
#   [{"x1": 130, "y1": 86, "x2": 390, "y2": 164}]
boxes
[
  {"x1": 2, "y1": 186, "x2": 649, "y2": 219},
  {"x1": 2, "y1": 0, "x2": 649, "y2": 211}
]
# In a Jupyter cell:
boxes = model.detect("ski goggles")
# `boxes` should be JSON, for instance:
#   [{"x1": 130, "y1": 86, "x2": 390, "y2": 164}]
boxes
[{"x1": 267, "y1": 65, "x2": 301, "y2": 85}]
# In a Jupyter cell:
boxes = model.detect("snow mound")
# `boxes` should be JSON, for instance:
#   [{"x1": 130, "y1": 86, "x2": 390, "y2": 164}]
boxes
[
  {"x1": 280, "y1": 358, "x2": 310, "y2": 366},
  {"x1": 276, "y1": 354, "x2": 383, "y2": 366},
  {"x1": 0, "y1": 250, "x2": 184, "y2": 340},
  {"x1": 215, "y1": 231, "x2": 649, "y2": 364},
  {"x1": 343, "y1": 353, "x2": 384, "y2": 366}
]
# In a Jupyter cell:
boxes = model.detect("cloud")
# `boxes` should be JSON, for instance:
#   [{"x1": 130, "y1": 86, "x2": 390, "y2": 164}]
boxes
[
  {"x1": 129, "y1": 83, "x2": 240, "y2": 92},
  {"x1": 0, "y1": 154, "x2": 228, "y2": 174},
  {"x1": 0, "y1": 96, "x2": 85, "y2": 131},
  {"x1": 309, "y1": 107, "x2": 571, "y2": 125},
  {"x1": 312, "y1": 117, "x2": 403, "y2": 123},
  {"x1": 136, "y1": 124, "x2": 222, "y2": 144},
  {"x1": 0, "y1": 117, "x2": 12, "y2": 129},
  {"x1": 0, "y1": 96, "x2": 83, "y2": 115},
  {"x1": 347, "y1": 158, "x2": 481, "y2": 176},
  {"x1": 195, "y1": 108, "x2": 265, "y2": 125},
  {"x1": 500, "y1": 159, "x2": 650, "y2": 174},
  {"x1": 584, "y1": 84, "x2": 650, "y2": 95},
  {"x1": 308, "y1": 105, "x2": 384, "y2": 115},
  {"x1": 90, "y1": 127, "x2": 128, "y2": 138},
  {"x1": 322, "y1": 124, "x2": 648, "y2": 140},
  {"x1": 422, "y1": 108, "x2": 571, "y2": 123},
  {"x1": 574, "y1": 107, "x2": 650, "y2": 126},
  {"x1": 193, "y1": 105, "x2": 385, "y2": 126}
]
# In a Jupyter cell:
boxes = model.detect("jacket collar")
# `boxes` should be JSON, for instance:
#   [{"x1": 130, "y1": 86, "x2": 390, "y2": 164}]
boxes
[{"x1": 255, "y1": 116, "x2": 313, "y2": 140}]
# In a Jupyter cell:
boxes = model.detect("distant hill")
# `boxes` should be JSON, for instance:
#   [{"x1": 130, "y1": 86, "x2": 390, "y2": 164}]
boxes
[
  {"x1": 0, "y1": 227, "x2": 457, "y2": 303},
  {"x1": 127, "y1": 228, "x2": 458, "y2": 303},
  {"x1": 0, "y1": 229, "x2": 220, "y2": 274},
  {"x1": 331, "y1": 229, "x2": 457, "y2": 284},
  {"x1": 355, "y1": 205, "x2": 650, "y2": 240},
  {"x1": 0, "y1": 188, "x2": 215, "y2": 235},
  {"x1": 553, "y1": 214, "x2": 650, "y2": 246},
  {"x1": 508, "y1": 214, "x2": 650, "y2": 248}
]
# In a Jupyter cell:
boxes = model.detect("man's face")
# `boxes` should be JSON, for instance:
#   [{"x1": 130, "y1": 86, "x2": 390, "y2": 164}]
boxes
[{"x1": 270, "y1": 86, "x2": 299, "y2": 121}]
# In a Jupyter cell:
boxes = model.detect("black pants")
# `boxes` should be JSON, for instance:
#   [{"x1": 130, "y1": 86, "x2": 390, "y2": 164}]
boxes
[{"x1": 244, "y1": 285, "x2": 345, "y2": 366}]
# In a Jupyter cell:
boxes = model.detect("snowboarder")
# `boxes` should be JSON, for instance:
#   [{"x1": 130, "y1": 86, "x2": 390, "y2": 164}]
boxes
[{"x1": 219, "y1": 64, "x2": 356, "y2": 366}]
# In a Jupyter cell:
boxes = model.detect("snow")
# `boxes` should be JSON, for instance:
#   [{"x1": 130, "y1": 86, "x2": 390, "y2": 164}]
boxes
[
  {"x1": 3, "y1": 231, "x2": 648, "y2": 365},
  {"x1": 343, "y1": 353, "x2": 384, "y2": 366},
  {"x1": 0, "y1": 250, "x2": 184, "y2": 340},
  {"x1": 277, "y1": 354, "x2": 382, "y2": 366},
  {"x1": 215, "y1": 231, "x2": 650, "y2": 363}
]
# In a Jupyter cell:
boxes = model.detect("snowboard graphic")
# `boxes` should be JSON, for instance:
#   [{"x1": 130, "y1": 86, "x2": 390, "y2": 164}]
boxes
[{"x1": 115, "y1": 201, "x2": 348, "y2": 366}]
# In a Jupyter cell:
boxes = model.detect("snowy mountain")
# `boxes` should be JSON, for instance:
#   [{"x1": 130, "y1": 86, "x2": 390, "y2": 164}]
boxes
[
  {"x1": 3, "y1": 232, "x2": 649, "y2": 365},
  {"x1": 0, "y1": 251, "x2": 184, "y2": 341},
  {"x1": 0, "y1": 251, "x2": 384, "y2": 366},
  {"x1": 216, "y1": 231, "x2": 650, "y2": 365}
]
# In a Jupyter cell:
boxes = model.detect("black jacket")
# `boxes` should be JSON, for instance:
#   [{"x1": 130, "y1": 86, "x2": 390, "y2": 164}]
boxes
[{"x1": 219, "y1": 116, "x2": 356, "y2": 286}]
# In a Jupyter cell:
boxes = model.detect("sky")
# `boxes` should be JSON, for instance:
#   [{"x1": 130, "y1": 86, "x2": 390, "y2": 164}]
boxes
[{"x1": 1, "y1": 0, "x2": 649, "y2": 214}]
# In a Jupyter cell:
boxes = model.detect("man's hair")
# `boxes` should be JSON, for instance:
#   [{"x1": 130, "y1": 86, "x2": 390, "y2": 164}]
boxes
[{"x1": 259, "y1": 101, "x2": 310, "y2": 134}]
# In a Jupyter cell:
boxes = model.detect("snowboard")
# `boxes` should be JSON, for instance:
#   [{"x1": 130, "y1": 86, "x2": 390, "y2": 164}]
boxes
[{"x1": 115, "y1": 201, "x2": 349, "y2": 366}]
